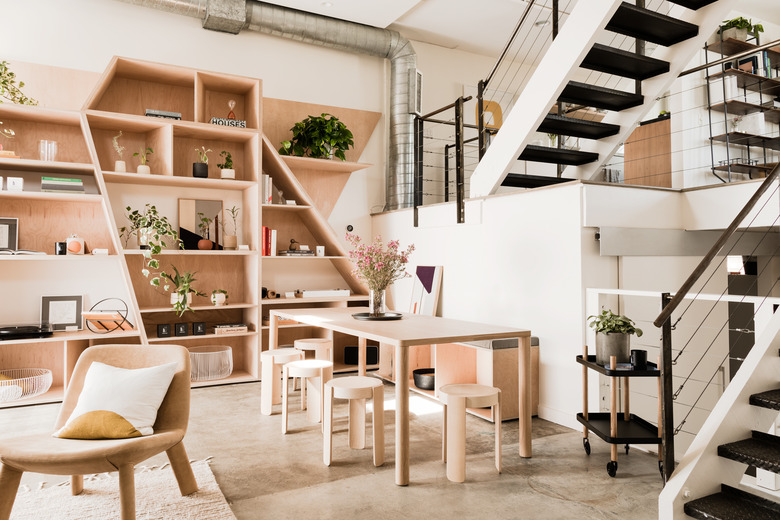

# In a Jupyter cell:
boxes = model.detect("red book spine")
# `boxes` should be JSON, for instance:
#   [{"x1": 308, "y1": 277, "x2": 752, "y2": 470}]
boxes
[{"x1": 261, "y1": 226, "x2": 270, "y2": 256}]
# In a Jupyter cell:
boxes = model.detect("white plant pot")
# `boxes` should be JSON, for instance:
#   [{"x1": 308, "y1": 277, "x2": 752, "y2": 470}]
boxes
[
  {"x1": 136, "y1": 228, "x2": 153, "y2": 249},
  {"x1": 114, "y1": 160, "x2": 126, "y2": 173},
  {"x1": 171, "y1": 292, "x2": 193, "y2": 306},
  {"x1": 211, "y1": 292, "x2": 227, "y2": 306},
  {"x1": 220, "y1": 168, "x2": 235, "y2": 179},
  {"x1": 137, "y1": 164, "x2": 151, "y2": 175}
]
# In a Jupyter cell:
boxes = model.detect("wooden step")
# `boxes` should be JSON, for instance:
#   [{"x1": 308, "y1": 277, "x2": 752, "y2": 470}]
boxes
[
  {"x1": 501, "y1": 173, "x2": 576, "y2": 189},
  {"x1": 719, "y1": 431, "x2": 780, "y2": 474},
  {"x1": 684, "y1": 484, "x2": 780, "y2": 520},
  {"x1": 559, "y1": 81, "x2": 644, "y2": 112},
  {"x1": 581, "y1": 43, "x2": 670, "y2": 81},
  {"x1": 607, "y1": 3, "x2": 698, "y2": 47},
  {"x1": 666, "y1": 0, "x2": 718, "y2": 10},
  {"x1": 750, "y1": 389, "x2": 780, "y2": 410},
  {"x1": 538, "y1": 114, "x2": 619, "y2": 140},
  {"x1": 518, "y1": 145, "x2": 598, "y2": 166}
]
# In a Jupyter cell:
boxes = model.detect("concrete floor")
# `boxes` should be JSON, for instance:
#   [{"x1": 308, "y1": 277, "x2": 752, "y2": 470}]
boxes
[{"x1": 0, "y1": 378, "x2": 664, "y2": 519}]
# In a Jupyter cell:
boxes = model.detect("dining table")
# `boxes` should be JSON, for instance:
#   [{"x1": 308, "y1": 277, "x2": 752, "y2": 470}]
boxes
[{"x1": 268, "y1": 306, "x2": 532, "y2": 486}]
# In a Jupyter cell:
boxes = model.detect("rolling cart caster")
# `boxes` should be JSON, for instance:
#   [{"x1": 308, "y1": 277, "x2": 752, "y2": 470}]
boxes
[
  {"x1": 607, "y1": 460, "x2": 618, "y2": 477},
  {"x1": 625, "y1": 444, "x2": 630, "y2": 454},
  {"x1": 583, "y1": 438, "x2": 591, "y2": 455},
  {"x1": 658, "y1": 460, "x2": 664, "y2": 480}
]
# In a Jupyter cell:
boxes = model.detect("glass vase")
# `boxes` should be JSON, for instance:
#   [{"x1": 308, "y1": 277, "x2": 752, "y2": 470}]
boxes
[{"x1": 369, "y1": 289, "x2": 386, "y2": 317}]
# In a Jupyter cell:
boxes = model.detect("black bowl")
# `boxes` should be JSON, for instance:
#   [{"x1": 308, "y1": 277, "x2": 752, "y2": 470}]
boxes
[{"x1": 413, "y1": 368, "x2": 435, "y2": 390}]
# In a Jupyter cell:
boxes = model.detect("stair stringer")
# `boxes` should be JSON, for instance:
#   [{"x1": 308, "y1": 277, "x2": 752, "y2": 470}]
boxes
[{"x1": 659, "y1": 306, "x2": 780, "y2": 519}]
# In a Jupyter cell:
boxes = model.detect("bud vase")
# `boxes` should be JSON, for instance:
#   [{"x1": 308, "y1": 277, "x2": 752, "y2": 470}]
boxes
[{"x1": 369, "y1": 289, "x2": 386, "y2": 317}]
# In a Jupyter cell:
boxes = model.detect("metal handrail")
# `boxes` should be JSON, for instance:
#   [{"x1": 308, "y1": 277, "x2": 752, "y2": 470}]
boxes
[
  {"x1": 653, "y1": 163, "x2": 780, "y2": 328},
  {"x1": 680, "y1": 38, "x2": 780, "y2": 77},
  {"x1": 483, "y1": 0, "x2": 538, "y2": 90}
]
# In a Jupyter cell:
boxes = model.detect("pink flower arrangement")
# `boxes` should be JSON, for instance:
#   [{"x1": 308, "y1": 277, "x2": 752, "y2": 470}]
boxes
[{"x1": 346, "y1": 233, "x2": 415, "y2": 291}]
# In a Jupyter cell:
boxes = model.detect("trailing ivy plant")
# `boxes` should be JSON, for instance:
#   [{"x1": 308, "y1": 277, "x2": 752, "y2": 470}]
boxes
[
  {"x1": 278, "y1": 113, "x2": 354, "y2": 161},
  {"x1": 0, "y1": 61, "x2": 38, "y2": 105},
  {"x1": 587, "y1": 309, "x2": 643, "y2": 337},
  {"x1": 160, "y1": 266, "x2": 205, "y2": 316}
]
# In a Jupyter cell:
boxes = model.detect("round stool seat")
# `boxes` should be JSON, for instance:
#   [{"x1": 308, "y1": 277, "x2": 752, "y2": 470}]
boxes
[
  {"x1": 285, "y1": 359, "x2": 333, "y2": 378},
  {"x1": 294, "y1": 338, "x2": 333, "y2": 362},
  {"x1": 261, "y1": 347, "x2": 302, "y2": 364},
  {"x1": 327, "y1": 376, "x2": 383, "y2": 400},
  {"x1": 282, "y1": 359, "x2": 334, "y2": 434},
  {"x1": 439, "y1": 384, "x2": 500, "y2": 408}
]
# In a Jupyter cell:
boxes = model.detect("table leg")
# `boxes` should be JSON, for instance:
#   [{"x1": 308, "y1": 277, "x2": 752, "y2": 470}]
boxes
[
  {"x1": 519, "y1": 335, "x2": 532, "y2": 458},
  {"x1": 269, "y1": 313, "x2": 279, "y2": 350},
  {"x1": 395, "y1": 343, "x2": 409, "y2": 486},
  {"x1": 358, "y1": 337, "x2": 367, "y2": 376}
]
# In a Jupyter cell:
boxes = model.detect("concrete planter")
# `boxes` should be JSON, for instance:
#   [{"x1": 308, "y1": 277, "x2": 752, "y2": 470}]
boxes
[
  {"x1": 708, "y1": 27, "x2": 748, "y2": 46},
  {"x1": 595, "y1": 332, "x2": 630, "y2": 365}
]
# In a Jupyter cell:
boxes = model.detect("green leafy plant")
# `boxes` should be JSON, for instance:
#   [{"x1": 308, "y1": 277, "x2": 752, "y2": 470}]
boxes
[
  {"x1": 719, "y1": 17, "x2": 763, "y2": 35},
  {"x1": 211, "y1": 288, "x2": 229, "y2": 303},
  {"x1": 195, "y1": 146, "x2": 211, "y2": 164},
  {"x1": 0, "y1": 61, "x2": 38, "y2": 105},
  {"x1": 197, "y1": 212, "x2": 213, "y2": 239},
  {"x1": 223, "y1": 205, "x2": 240, "y2": 236},
  {"x1": 587, "y1": 309, "x2": 643, "y2": 337},
  {"x1": 133, "y1": 146, "x2": 153, "y2": 165},
  {"x1": 278, "y1": 113, "x2": 354, "y2": 161},
  {"x1": 160, "y1": 266, "x2": 205, "y2": 316},
  {"x1": 217, "y1": 150, "x2": 233, "y2": 169},
  {"x1": 112, "y1": 131, "x2": 125, "y2": 160}
]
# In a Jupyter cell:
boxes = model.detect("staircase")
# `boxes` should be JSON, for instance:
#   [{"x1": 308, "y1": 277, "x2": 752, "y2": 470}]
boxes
[{"x1": 469, "y1": 0, "x2": 734, "y2": 196}]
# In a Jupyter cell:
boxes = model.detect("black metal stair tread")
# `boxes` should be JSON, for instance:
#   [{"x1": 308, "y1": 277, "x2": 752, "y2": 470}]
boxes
[
  {"x1": 518, "y1": 145, "x2": 598, "y2": 166},
  {"x1": 581, "y1": 43, "x2": 670, "y2": 81},
  {"x1": 684, "y1": 484, "x2": 780, "y2": 520},
  {"x1": 750, "y1": 389, "x2": 780, "y2": 410},
  {"x1": 559, "y1": 81, "x2": 643, "y2": 112},
  {"x1": 607, "y1": 3, "x2": 698, "y2": 47},
  {"x1": 501, "y1": 174, "x2": 576, "y2": 189},
  {"x1": 719, "y1": 431, "x2": 780, "y2": 473},
  {"x1": 667, "y1": 0, "x2": 718, "y2": 10},
  {"x1": 537, "y1": 114, "x2": 620, "y2": 140}
]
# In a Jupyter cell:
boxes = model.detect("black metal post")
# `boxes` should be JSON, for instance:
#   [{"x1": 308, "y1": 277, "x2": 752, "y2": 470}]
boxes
[
  {"x1": 660, "y1": 292, "x2": 675, "y2": 483},
  {"x1": 413, "y1": 116, "x2": 423, "y2": 227},
  {"x1": 635, "y1": 0, "x2": 645, "y2": 96},
  {"x1": 455, "y1": 97, "x2": 465, "y2": 224},
  {"x1": 444, "y1": 143, "x2": 452, "y2": 203},
  {"x1": 477, "y1": 79, "x2": 486, "y2": 160}
]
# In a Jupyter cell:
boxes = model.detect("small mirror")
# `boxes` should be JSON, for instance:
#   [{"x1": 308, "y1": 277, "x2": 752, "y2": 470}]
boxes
[{"x1": 178, "y1": 199, "x2": 223, "y2": 250}]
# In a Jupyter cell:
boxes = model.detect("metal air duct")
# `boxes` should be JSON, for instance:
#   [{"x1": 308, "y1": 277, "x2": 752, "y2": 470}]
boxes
[{"x1": 118, "y1": 0, "x2": 416, "y2": 210}]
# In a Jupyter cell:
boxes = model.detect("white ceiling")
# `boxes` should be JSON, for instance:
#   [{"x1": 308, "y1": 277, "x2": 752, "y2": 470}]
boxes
[{"x1": 261, "y1": 0, "x2": 779, "y2": 58}]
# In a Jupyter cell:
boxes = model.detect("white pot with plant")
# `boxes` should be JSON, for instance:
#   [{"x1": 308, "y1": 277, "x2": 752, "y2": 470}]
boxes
[
  {"x1": 134, "y1": 146, "x2": 153, "y2": 175},
  {"x1": 211, "y1": 289, "x2": 229, "y2": 306},
  {"x1": 197, "y1": 212, "x2": 214, "y2": 250},
  {"x1": 218, "y1": 150, "x2": 235, "y2": 179},
  {"x1": 161, "y1": 266, "x2": 205, "y2": 316},
  {"x1": 222, "y1": 205, "x2": 239, "y2": 250},
  {"x1": 193, "y1": 146, "x2": 211, "y2": 178},
  {"x1": 587, "y1": 309, "x2": 643, "y2": 366},
  {"x1": 708, "y1": 17, "x2": 763, "y2": 45},
  {"x1": 113, "y1": 130, "x2": 126, "y2": 172},
  {"x1": 119, "y1": 204, "x2": 180, "y2": 251}
]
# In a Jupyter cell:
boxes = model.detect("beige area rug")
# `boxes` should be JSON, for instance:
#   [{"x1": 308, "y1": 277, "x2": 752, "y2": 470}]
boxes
[{"x1": 10, "y1": 460, "x2": 236, "y2": 520}]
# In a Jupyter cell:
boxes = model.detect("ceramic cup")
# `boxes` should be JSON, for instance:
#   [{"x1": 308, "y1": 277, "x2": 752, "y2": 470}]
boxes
[{"x1": 630, "y1": 349, "x2": 647, "y2": 370}]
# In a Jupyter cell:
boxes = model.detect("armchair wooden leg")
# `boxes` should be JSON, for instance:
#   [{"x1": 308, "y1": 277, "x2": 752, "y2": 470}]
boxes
[
  {"x1": 0, "y1": 463, "x2": 22, "y2": 520},
  {"x1": 71, "y1": 475, "x2": 84, "y2": 495},
  {"x1": 166, "y1": 442, "x2": 198, "y2": 496},
  {"x1": 118, "y1": 464, "x2": 136, "y2": 520}
]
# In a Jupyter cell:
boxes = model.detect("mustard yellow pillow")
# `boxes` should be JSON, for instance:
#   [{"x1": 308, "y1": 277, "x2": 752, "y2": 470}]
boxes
[{"x1": 0, "y1": 374, "x2": 12, "y2": 381}]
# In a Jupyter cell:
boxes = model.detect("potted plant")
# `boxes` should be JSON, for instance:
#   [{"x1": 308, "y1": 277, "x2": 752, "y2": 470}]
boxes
[
  {"x1": 120, "y1": 204, "x2": 180, "y2": 250},
  {"x1": 211, "y1": 289, "x2": 229, "y2": 306},
  {"x1": 587, "y1": 309, "x2": 643, "y2": 366},
  {"x1": 197, "y1": 211, "x2": 214, "y2": 250},
  {"x1": 217, "y1": 150, "x2": 235, "y2": 179},
  {"x1": 710, "y1": 17, "x2": 763, "y2": 44},
  {"x1": 112, "y1": 131, "x2": 126, "y2": 172},
  {"x1": 222, "y1": 205, "x2": 239, "y2": 250},
  {"x1": 193, "y1": 146, "x2": 211, "y2": 178},
  {"x1": 278, "y1": 113, "x2": 354, "y2": 161},
  {"x1": 160, "y1": 266, "x2": 205, "y2": 316},
  {"x1": 133, "y1": 146, "x2": 153, "y2": 174}
]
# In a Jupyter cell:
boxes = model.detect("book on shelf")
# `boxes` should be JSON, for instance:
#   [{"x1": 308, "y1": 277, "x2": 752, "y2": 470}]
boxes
[
  {"x1": 261, "y1": 227, "x2": 278, "y2": 257},
  {"x1": 0, "y1": 249, "x2": 46, "y2": 255},
  {"x1": 277, "y1": 250, "x2": 314, "y2": 256},
  {"x1": 262, "y1": 315, "x2": 298, "y2": 326},
  {"x1": 301, "y1": 289, "x2": 350, "y2": 298},
  {"x1": 270, "y1": 229, "x2": 277, "y2": 256},
  {"x1": 41, "y1": 176, "x2": 85, "y2": 194},
  {"x1": 145, "y1": 108, "x2": 181, "y2": 120},
  {"x1": 262, "y1": 174, "x2": 272, "y2": 205},
  {"x1": 214, "y1": 323, "x2": 248, "y2": 335},
  {"x1": 0, "y1": 150, "x2": 20, "y2": 159}
]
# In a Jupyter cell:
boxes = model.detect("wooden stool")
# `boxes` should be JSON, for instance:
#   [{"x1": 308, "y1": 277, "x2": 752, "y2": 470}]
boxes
[
  {"x1": 261, "y1": 348, "x2": 303, "y2": 416},
  {"x1": 294, "y1": 338, "x2": 333, "y2": 361},
  {"x1": 323, "y1": 376, "x2": 384, "y2": 467},
  {"x1": 282, "y1": 359, "x2": 333, "y2": 433},
  {"x1": 439, "y1": 383, "x2": 501, "y2": 483}
]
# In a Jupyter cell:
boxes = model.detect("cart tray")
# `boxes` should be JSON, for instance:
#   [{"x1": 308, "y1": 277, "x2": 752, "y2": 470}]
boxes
[
  {"x1": 577, "y1": 412, "x2": 661, "y2": 444},
  {"x1": 576, "y1": 355, "x2": 660, "y2": 377}
]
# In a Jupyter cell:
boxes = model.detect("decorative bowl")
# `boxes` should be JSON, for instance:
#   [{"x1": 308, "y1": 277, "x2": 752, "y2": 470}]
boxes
[{"x1": 413, "y1": 368, "x2": 435, "y2": 390}]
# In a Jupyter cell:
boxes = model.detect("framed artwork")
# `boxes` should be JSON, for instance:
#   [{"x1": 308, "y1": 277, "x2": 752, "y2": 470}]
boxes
[
  {"x1": 409, "y1": 265, "x2": 443, "y2": 316},
  {"x1": 41, "y1": 295, "x2": 83, "y2": 331},
  {"x1": 175, "y1": 323, "x2": 189, "y2": 337},
  {"x1": 738, "y1": 56, "x2": 758, "y2": 75},
  {"x1": 0, "y1": 217, "x2": 19, "y2": 251}
]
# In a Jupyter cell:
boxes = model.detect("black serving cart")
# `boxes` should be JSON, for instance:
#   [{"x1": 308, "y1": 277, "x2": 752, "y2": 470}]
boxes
[{"x1": 577, "y1": 346, "x2": 662, "y2": 478}]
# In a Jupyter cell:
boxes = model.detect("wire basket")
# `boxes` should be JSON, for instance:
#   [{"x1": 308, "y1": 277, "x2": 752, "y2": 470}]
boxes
[
  {"x1": 189, "y1": 346, "x2": 233, "y2": 382},
  {"x1": 0, "y1": 368, "x2": 53, "y2": 403}
]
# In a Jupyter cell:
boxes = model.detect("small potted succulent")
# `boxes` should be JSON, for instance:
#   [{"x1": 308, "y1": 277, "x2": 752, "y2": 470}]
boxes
[
  {"x1": 197, "y1": 211, "x2": 214, "y2": 250},
  {"x1": 222, "y1": 205, "x2": 239, "y2": 250},
  {"x1": 193, "y1": 146, "x2": 211, "y2": 178},
  {"x1": 112, "y1": 131, "x2": 126, "y2": 172},
  {"x1": 211, "y1": 289, "x2": 229, "y2": 306},
  {"x1": 278, "y1": 113, "x2": 354, "y2": 161},
  {"x1": 587, "y1": 309, "x2": 643, "y2": 365},
  {"x1": 160, "y1": 266, "x2": 205, "y2": 316},
  {"x1": 217, "y1": 150, "x2": 235, "y2": 179},
  {"x1": 133, "y1": 146, "x2": 153, "y2": 175}
]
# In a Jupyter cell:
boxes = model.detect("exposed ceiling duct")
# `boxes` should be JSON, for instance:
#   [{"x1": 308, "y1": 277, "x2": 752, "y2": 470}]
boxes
[{"x1": 118, "y1": 0, "x2": 416, "y2": 210}]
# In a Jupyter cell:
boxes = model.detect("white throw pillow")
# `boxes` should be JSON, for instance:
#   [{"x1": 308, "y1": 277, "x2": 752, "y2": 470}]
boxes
[{"x1": 54, "y1": 361, "x2": 178, "y2": 439}]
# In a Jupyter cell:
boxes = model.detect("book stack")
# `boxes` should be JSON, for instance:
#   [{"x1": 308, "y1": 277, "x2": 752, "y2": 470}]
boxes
[
  {"x1": 277, "y1": 249, "x2": 314, "y2": 256},
  {"x1": 261, "y1": 315, "x2": 299, "y2": 326},
  {"x1": 261, "y1": 226, "x2": 277, "y2": 256},
  {"x1": 41, "y1": 176, "x2": 85, "y2": 194},
  {"x1": 215, "y1": 323, "x2": 248, "y2": 335},
  {"x1": 261, "y1": 174, "x2": 283, "y2": 205},
  {"x1": 0, "y1": 150, "x2": 20, "y2": 159},
  {"x1": 145, "y1": 109, "x2": 181, "y2": 120}
]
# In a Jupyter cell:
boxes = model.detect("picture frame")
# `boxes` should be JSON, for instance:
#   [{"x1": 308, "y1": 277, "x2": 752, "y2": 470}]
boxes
[
  {"x1": 193, "y1": 322, "x2": 206, "y2": 335},
  {"x1": 0, "y1": 217, "x2": 19, "y2": 251},
  {"x1": 41, "y1": 295, "x2": 83, "y2": 331},
  {"x1": 157, "y1": 323, "x2": 172, "y2": 338},
  {"x1": 174, "y1": 323, "x2": 189, "y2": 337},
  {"x1": 738, "y1": 56, "x2": 759, "y2": 75}
]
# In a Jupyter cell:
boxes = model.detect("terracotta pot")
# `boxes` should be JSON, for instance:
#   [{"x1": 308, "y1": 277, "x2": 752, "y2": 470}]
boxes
[
  {"x1": 223, "y1": 235, "x2": 238, "y2": 250},
  {"x1": 198, "y1": 239, "x2": 213, "y2": 250}
]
